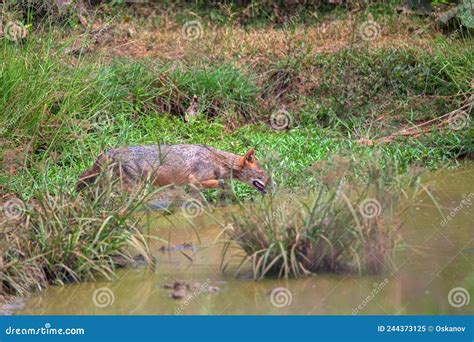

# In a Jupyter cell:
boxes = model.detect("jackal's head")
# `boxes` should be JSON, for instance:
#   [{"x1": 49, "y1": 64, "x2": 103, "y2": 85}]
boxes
[{"x1": 236, "y1": 148, "x2": 269, "y2": 194}]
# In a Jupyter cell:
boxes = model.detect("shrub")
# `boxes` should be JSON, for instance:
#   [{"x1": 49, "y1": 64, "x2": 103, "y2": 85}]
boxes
[{"x1": 220, "y1": 154, "x2": 425, "y2": 278}]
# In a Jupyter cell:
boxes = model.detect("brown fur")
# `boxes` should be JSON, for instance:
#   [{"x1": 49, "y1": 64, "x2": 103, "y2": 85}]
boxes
[{"x1": 76, "y1": 144, "x2": 269, "y2": 193}]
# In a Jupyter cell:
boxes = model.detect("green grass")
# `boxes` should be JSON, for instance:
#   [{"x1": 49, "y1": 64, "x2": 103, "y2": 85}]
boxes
[
  {"x1": 0, "y1": 3, "x2": 472, "y2": 294},
  {"x1": 317, "y1": 46, "x2": 471, "y2": 105},
  {"x1": 1, "y1": 28, "x2": 472, "y2": 199},
  {"x1": 2, "y1": 113, "x2": 467, "y2": 199},
  {"x1": 0, "y1": 178, "x2": 157, "y2": 298},
  {"x1": 220, "y1": 154, "x2": 426, "y2": 278}
]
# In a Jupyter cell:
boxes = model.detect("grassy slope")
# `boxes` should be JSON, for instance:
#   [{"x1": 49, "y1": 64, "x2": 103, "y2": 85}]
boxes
[
  {"x1": 1, "y1": 32, "x2": 472, "y2": 198},
  {"x1": 0, "y1": 2, "x2": 472, "y2": 200}
]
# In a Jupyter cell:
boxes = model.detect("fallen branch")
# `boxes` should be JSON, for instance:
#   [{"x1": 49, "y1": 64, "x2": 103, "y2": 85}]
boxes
[{"x1": 357, "y1": 101, "x2": 472, "y2": 145}]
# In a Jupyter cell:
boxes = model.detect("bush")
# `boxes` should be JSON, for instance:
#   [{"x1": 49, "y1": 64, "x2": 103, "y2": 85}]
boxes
[
  {"x1": 0, "y1": 177, "x2": 155, "y2": 297},
  {"x1": 220, "y1": 154, "x2": 425, "y2": 278}
]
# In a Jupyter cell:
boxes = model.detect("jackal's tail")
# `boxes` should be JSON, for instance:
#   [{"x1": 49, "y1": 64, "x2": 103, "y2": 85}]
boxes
[{"x1": 76, "y1": 154, "x2": 105, "y2": 191}]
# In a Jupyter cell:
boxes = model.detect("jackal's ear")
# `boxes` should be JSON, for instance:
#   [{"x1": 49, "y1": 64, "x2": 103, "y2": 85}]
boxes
[
  {"x1": 244, "y1": 148, "x2": 255, "y2": 162},
  {"x1": 238, "y1": 148, "x2": 255, "y2": 168}
]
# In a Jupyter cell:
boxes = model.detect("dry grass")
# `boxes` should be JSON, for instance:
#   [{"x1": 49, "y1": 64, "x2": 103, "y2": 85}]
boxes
[{"x1": 94, "y1": 15, "x2": 436, "y2": 65}]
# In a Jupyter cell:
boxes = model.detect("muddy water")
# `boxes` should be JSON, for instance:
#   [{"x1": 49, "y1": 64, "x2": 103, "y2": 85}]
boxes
[{"x1": 17, "y1": 163, "x2": 474, "y2": 315}]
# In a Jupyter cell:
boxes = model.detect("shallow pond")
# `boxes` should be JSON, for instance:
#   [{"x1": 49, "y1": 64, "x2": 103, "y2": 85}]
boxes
[{"x1": 15, "y1": 163, "x2": 474, "y2": 315}]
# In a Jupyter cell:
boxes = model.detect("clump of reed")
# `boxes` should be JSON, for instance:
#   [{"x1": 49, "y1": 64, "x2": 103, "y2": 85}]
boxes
[
  {"x1": 221, "y1": 154, "x2": 425, "y2": 279},
  {"x1": 0, "y1": 174, "x2": 156, "y2": 299}
]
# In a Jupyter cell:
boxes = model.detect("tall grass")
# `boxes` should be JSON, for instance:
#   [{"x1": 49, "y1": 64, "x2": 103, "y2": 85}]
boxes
[
  {"x1": 0, "y1": 172, "x2": 158, "y2": 298},
  {"x1": 2, "y1": 31, "x2": 470, "y2": 198},
  {"x1": 220, "y1": 154, "x2": 425, "y2": 279}
]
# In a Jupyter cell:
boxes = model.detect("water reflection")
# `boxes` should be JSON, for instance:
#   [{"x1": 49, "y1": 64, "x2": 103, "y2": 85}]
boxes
[{"x1": 17, "y1": 163, "x2": 474, "y2": 315}]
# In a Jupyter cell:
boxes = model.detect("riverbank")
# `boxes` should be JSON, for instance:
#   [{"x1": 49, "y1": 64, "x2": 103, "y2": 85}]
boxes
[
  {"x1": 1, "y1": 1, "x2": 473, "y2": 307},
  {"x1": 12, "y1": 162, "x2": 474, "y2": 315}
]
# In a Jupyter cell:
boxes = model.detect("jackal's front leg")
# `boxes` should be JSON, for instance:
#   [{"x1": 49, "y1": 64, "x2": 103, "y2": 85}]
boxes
[
  {"x1": 201, "y1": 179, "x2": 226, "y2": 189},
  {"x1": 188, "y1": 175, "x2": 225, "y2": 189}
]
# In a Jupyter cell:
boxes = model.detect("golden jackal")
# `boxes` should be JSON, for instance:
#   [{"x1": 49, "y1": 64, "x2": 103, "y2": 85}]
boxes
[{"x1": 77, "y1": 144, "x2": 269, "y2": 194}]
